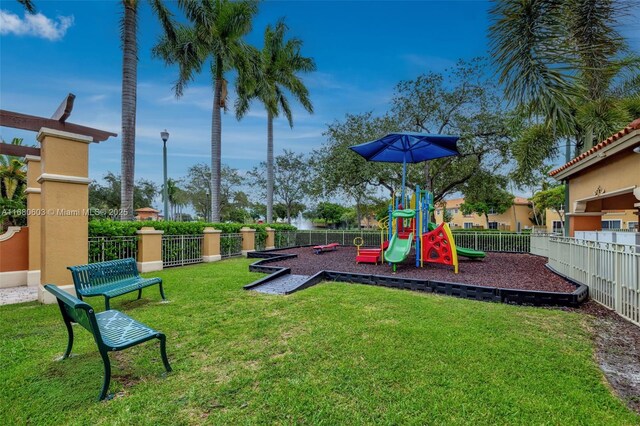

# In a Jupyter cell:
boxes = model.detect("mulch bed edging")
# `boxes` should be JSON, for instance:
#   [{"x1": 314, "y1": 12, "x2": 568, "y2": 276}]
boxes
[{"x1": 245, "y1": 247, "x2": 588, "y2": 307}]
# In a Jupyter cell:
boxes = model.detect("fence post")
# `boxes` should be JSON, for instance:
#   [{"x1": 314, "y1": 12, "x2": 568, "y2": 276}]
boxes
[
  {"x1": 136, "y1": 227, "x2": 164, "y2": 272},
  {"x1": 265, "y1": 227, "x2": 275, "y2": 250},
  {"x1": 202, "y1": 227, "x2": 222, "y2": 262},
  {"x1": 240, "y1": 227, "x2": 256, "y2": 256},
  {"x1": 614, "y1": 246, "x2": 622, "y2": 314}
]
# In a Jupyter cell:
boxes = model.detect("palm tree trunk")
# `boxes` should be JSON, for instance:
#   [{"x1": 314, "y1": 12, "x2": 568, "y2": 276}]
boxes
[
  {"x1": 266, "y1": 111, "x2": 274, "y2": 223},
  {"x1": 120, "y1": 0, "x2": 137, "y2": 221},
  {"x1": 210, "y1": 67, "x2": 223, "y2": 222}
]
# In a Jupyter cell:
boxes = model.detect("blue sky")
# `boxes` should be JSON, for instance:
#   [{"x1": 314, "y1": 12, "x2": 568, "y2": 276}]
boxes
[{"x1": 1, "y1": 1, "x2": 639, "y2": 198}]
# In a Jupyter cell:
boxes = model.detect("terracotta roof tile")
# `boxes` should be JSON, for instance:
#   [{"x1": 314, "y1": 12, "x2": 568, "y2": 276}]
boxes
[{"x1": 549, "y1": 118, "x2": 640, "y2": 176}]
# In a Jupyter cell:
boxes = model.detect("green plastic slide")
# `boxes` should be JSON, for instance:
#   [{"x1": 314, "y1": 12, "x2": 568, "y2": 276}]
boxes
[
  {"x1": 427, "y1": 222, "x2": 486, "y2": 259},
  {"x1": 455, "y1": 246, "x2": 486, "y2": 259},
  {"x1": 384, "y1": 232, "x2": 413, "y2": 264}
]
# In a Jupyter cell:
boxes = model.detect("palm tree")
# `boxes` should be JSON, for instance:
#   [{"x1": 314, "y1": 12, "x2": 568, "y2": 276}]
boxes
[
  {"x1": 16, "y1": 0, "x2": 176, "y2": 221},
  {"x1": 120, "y1": 0, "x2": 176, "y2": 221},
  {"x1": 236, "y1": 19, "x2": 316, "y2": 223},
  {"x1": 161, "y1": 177, "x2": 183, "y2": 220},
  {"x1": 0, "y1": 138, "x2": 27, "y2": 229},
  {"x1": 153, "y1": 0, "x2": 258, "y2": 222},
  {"x1": 489, "y1": 0, "x2": 638, "y2": 153}
]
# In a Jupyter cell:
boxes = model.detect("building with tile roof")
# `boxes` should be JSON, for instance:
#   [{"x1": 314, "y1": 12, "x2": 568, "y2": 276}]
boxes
[{"x1": 549, "y1": 118, "x2": 640, "y2": 236}]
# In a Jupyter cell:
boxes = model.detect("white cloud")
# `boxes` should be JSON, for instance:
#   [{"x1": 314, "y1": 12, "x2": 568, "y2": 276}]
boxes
[{"x1": 0, "y1": 10, "x2": 74, "y2": 41}]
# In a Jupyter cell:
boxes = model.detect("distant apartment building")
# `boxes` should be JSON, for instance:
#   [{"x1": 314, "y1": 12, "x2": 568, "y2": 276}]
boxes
[{"x1": 434, "y1": 197, "x2": 533, "y2": 231}]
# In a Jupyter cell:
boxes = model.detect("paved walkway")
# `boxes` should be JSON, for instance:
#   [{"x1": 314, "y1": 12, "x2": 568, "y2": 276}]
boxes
[
  {"x1": 0, "y1": 286, "x2": 38, "y2": 305},
  {"x1": 252, "y1": 274, "x2": 311, "y2": 295}
]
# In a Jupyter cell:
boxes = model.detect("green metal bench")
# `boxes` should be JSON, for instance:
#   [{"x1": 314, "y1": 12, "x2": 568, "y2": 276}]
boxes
[
  {"x1": 44, "y1": 284, "x2": 172, "y2": 401},
  {"x1": 68, "y1": 258, "x2": 166, "y2": 310}
]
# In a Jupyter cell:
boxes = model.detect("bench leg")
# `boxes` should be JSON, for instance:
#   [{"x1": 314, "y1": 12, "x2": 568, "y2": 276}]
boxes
[
  {"x1": 62, "y1": 320, "x2": 74, "y2": 359},
  {"x1": 137, "y1": 289, "x2": 142, "y2": 300},
  {"x1": 98, "y1": 350, "x2": 111, "y2": 401},
  {"x1": 158, "y1": 281, "x2": 167, "y2": 301},
  {"x1": 158, "y1": 334, "x2": 172, "y2": 373},
  {"x1": 104, "y1": 297, "x2": 111, "y2": 311}
]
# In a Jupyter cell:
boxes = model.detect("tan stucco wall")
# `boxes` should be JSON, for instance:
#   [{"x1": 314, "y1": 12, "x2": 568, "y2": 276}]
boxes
[
  {"x1": 568, "y1": 150, "x2": 640, "y2": 208},
  {"x1": 39, "y1": 134, "x2": 89, "y2": 178},
  {"x1": 37, "y1": 129, "x2": 92, "y2": 290},
  {"x1": 40, "y1": 180, "x2": 88, "y2": 286}
]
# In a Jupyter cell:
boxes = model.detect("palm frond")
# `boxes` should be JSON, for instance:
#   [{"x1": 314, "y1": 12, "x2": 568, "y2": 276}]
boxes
[{"x1": 17, "y1": 0, "x2": 36, "y2": 13}]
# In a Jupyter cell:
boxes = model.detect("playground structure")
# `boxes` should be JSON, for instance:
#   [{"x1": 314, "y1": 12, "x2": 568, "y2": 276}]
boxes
[{"x1": 355, "y1": 186, "x2": 486, "y2": 273}]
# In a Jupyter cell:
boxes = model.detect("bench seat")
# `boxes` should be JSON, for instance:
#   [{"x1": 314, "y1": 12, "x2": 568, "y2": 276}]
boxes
[
  {"x1": 81, "y1": 277, "x2": 162, "y2": 299},
  {"x1": 68, "y1": 258, "x2": 165, "y2": 310},
  {"x1": 96, "y1": 310, "x2": 162, "y2": 350},
  {"x1": 44, "y1": 284, "x2": 172, "y2": 400}
]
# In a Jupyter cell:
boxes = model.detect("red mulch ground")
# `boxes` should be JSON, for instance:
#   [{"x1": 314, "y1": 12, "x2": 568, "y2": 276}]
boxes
[{"x1": 268, "y1": 246, "x2": 578, "y2": 293}]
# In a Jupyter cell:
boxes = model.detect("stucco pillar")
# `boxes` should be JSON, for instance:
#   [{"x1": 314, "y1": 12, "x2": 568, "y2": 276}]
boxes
[
  {"x1": 24, "y1": 155, "x2": 41, "y2": 287},
  {"x1": 202, "y1": 227, "x2": 222, "y2": 262},
  {"x1": 265, "y1": 227, "x2": 275, "y2": 250},
  {"x1": 37, "y1": 128, "x2": 92, "y2": 303},
  {"x1": 136, "y1": 227, "x2": 164, "y2": 272},
  {"x1": 240, "y1": 227, "x2": 256, "y2": 256}
]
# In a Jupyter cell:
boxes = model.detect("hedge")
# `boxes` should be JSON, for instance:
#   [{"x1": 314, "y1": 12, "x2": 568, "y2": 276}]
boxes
[{"x1": 88, "y1": 220, "x2": 297, "y2": 249}]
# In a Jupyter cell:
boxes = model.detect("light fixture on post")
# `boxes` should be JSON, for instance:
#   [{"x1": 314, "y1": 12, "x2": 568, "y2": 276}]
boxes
[{"x1": 161, "y1": 129, "x2": 169, "y2": 221}]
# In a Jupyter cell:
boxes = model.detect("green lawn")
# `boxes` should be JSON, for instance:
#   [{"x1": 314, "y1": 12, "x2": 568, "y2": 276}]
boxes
[{"x1": 1, "y1": 258, "x2": 637, "y2": 425}]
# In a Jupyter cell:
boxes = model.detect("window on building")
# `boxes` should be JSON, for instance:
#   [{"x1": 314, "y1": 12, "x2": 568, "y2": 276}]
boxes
[
  {"x1": 488, "y1": 208, "x2": 496, "y2": 215},
  {"x1": 464, "y1": 222, "x2": 474, "y2": 229},
  {"x1": 552, "y1": 220, "x2": 563, "y2": 233},
  {"x1": 628, "y1": 221, "x2": 638, "y2": 231},
  {"x1": 488, "y1": 222, "x2": 498, "y2": 229},
  {"x1": 601, "y1": 220, "x2": 622, "y2": 230}
]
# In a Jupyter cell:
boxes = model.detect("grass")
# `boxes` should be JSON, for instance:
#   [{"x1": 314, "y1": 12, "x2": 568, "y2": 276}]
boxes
[{"x1": 0, "y1": 258, "x2": 637, "y2": 425}]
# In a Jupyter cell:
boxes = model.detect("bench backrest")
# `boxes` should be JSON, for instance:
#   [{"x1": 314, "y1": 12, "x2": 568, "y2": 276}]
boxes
[
  {"x1": 44, "y1": 284, "x2": 102, "y2": 341},
  {"x1": 67, "y1": 258, "x2": 140, "y2": 292}
]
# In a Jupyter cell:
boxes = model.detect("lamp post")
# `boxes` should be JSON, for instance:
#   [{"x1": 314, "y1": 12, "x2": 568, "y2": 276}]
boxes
[{"x1": 161, "y1": 129, "x2": 169, "y2": 221}]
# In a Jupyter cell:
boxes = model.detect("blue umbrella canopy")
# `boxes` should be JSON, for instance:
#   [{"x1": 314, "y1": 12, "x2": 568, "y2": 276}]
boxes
[
  {"x1": 349, "y1": 132, "x2": 460, "y2": 163},
  {"x1": 349, "y1": 132, "x2": 460, "y2": 202}
]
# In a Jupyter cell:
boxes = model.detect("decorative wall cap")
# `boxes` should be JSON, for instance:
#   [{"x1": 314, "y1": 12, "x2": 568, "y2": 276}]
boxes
[
  {"x1": 36, "y1": 173, "x2": 90, "y2": 185},
  {"x1": 265, "y1": 227, "x2": 275, "y2": 231},
  {"x1": 0, "y1": 226, "x2": 23, "y2": 242},
  {"x1": 25, "y1": 187, "x2": 41, "y2": 194},
  {"x1": 240, "y1": 227, "x2": 256, "y2": 232},
  {"x1": 203, "y1": 227, "x2": 222, "y2": 233},
  {"x1": 24, "y1": 155, "x2": 41, "y2": 163},
  {"x1": 136, "y1": 227, "x2": 164, "y2": 235},
  {"x1": 36, "y1": 128, "x2": 93, "y2": 144}
]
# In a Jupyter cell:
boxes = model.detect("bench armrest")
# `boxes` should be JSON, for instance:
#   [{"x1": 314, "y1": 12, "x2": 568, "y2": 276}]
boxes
[{"x1": 44, "y1": 284, "x2": 92, "y2": 310}]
